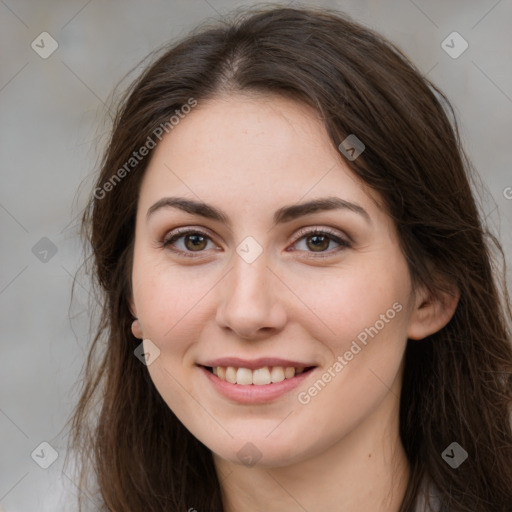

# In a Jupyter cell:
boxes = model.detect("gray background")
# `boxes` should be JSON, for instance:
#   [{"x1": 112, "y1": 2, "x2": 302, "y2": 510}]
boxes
[{"x1": 1, "y1": 0, "x2": 511, "y2": 510}]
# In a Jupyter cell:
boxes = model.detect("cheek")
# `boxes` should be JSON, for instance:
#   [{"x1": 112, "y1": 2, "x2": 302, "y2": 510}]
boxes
[
  {"x1": 132, "y1": 255, "x2": 215, "y2": 345},
  {"x1": 291, "y1": 256, "x2": 411, "y2": 422},
  {"x1": 288, "y1": 252, "x2": 411, "y2": 356}
]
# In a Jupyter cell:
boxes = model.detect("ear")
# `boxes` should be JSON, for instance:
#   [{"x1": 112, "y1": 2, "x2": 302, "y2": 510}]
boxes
[
  {"x1": 128, "y1": 297, "x2": 143, "y2": 339},
  {"x1": 131, "y1": 319, "x2": 143, "y2": 339},
  {"x1": 128, "y1": 296, "x2": 137, "y2": 319},
  {"x1": 407, "y1": 281, "x2": 460, "y2": 340}
]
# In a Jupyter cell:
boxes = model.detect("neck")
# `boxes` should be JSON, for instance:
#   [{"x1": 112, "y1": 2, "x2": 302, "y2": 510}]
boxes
[{"x1": 213, "y1": 387, "x2": 410, "y2": 512}]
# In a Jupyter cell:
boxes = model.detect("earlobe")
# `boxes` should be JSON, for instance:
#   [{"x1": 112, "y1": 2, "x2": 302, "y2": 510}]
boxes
[
  {"x1": 128, "y1": 298, "x2": 143, "y2": 339},
  {"x1": 407, "y1": 284, "x2": 460, "y2": 340},
  {"x1": 131, "y1": 319, "x2": 143, "y2": 339}
]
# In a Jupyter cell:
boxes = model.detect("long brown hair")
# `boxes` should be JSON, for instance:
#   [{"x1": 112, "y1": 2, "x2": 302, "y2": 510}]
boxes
[{"x1": 64, "y1": 5, "x2": 512, "y2": 511}]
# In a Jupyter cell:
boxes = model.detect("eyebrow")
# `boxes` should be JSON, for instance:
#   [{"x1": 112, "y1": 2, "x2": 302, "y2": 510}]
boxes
[{"x1": 146, "y1": 196, "x2": 371, "y2": 227}]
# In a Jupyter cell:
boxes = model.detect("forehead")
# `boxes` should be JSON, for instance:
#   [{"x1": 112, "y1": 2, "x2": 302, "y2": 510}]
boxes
[{"x1": 138, "y1": 93, "x2": 379, "y2": 216}]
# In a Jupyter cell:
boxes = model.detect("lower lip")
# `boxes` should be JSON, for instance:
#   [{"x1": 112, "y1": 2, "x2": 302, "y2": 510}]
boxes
[{"x1": 199, "y1": 366, "x2": 315, "y2": 404}]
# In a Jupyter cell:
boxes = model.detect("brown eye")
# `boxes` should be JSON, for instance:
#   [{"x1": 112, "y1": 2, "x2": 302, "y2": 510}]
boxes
[
  {"x1": 162, "y1": 229, "x2": 215, "y2": 257},
  {"x1": 305, "y1": 234, "x2": 331, "y2": 252},
  {"x1": 291, "y1": 228, "x2": 351, "y2": 258},
  {"x1": 182, "y1": 233, "x2": 208, "y2": 251}
]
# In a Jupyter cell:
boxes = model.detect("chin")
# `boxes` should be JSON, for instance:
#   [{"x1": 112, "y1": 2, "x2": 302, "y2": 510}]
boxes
[{"x1": 204, "y1": 431, "x2": 312, "y2": 468}]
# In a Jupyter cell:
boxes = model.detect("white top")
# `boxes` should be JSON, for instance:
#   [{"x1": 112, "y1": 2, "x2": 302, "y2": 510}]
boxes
[{"x1": 414, "y1": 477, "x2": 442, "y2": 512}]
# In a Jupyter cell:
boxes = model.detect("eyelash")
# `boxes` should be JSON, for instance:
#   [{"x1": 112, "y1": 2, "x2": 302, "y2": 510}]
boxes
[{"x1": 160, "y1": 227, "x2": 351, "y2": 259}]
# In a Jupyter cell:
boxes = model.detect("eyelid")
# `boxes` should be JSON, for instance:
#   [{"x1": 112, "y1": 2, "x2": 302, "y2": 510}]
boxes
[
  {"x1": 161, "y1": 225, "x2": 216, "y2": 244},
  {"x1": 292, "y1": 226, "x2": 351, "y2": 245},
  {"x1": 160, "y1": 225, "x2": 351, "y2": 258},
  {"x1": 287, "y1": 227, "x2": 351, "y2": 259},
  {"x1": 161, "y1": 226, "x2": 218, "y2": 258}
]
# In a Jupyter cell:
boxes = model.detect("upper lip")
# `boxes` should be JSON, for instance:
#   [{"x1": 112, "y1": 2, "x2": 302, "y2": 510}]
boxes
[{"x1": 199, "y1": 357, "x2": 316, "y2": 370}]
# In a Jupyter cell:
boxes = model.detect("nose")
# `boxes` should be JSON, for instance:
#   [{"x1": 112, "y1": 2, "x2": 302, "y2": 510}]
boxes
[{"x1": 215, "y1": 250, "x2": 287, "y2": 340}]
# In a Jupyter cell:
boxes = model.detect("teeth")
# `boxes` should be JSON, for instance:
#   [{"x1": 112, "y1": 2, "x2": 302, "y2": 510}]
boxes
[
  {"x1": 284, "y1": 367, "x2": 295, "y2": 379},
  {"x1": 212, "y1": 365, "x2": 305, "y2": 385},
  {"x1": 236, "y1": 367, "x2": 253, "y2": 385},
  {"x1": 270, "y1": 366, "x2": 285, "y2": 383},
  {"x1": 225, "y1": 366, "x2": 237, "y2": 384},
  {"x1": 253, "y1": 367, "x2": 271, "y2": 385}
]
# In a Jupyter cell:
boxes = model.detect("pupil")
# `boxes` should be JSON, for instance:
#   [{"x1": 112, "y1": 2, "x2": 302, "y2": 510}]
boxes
[
  {"x1": 309, "y1": 235, "x2": 328, "y2": 251},
  {"x1": 187, "y1": 235, "x2": 206, "y2": 250}
]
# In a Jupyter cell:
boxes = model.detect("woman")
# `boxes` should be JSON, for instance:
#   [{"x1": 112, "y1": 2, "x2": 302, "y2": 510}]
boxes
[{"x1": 66, "y1": 5, "x2": 512, "y2": 511}]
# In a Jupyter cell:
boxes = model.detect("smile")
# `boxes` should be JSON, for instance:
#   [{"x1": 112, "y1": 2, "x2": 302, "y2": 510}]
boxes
[
  {"x1": 207, "y1": 365, "x2": 313, "y2": 385},
  {"x1": 198, "y1": 362, "x2": 317, "y2": 404}
]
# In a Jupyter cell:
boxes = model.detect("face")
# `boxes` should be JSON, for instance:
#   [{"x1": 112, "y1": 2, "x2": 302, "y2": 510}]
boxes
[{"x1": 130, "y1": 93, "x2": 420, "y2": 468}]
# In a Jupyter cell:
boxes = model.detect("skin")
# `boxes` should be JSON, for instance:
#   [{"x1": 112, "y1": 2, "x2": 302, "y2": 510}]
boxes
[{"x1": 129, "y1": 92, "x2": 458, "y2": 511}]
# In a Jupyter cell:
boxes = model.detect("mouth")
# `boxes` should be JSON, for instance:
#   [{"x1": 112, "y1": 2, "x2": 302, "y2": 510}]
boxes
[
  {"x1": 197, "y1": 363, "x2": 318, "y2": 404},
  {"x1": 201, "y1": 365, "x2": 316, "y2": 385}
]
